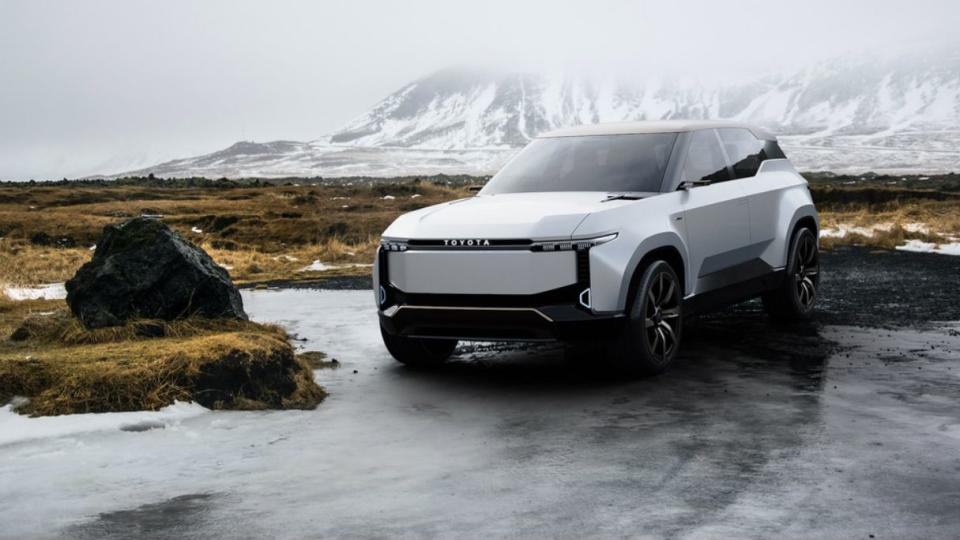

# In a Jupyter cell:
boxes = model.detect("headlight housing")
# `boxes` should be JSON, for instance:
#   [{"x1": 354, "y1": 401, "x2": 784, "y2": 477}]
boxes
[{"x1": 530, "y1": 233, "x2": 617, "y2": 252}]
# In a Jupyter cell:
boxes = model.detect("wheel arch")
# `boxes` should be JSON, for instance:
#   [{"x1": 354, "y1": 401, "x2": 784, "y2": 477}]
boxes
[
  {"x1": 619, "y1": 241, "x2": 687, "y2": 313},
  {"x1": 782, "y1": 205, "x2": 819, "y2": 266},
  {"x1": 793, "y1": 214, "x2": 818, "y2": 240}
]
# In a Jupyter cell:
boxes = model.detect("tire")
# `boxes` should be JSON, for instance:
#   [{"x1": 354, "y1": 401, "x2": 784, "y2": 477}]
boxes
[
  {"x1": 380, "y1": 325, "x2": 457, "y2": 367},
  {"x1": 608, "y1": 260, "x2": 683, "y2": 375},
  {"x1": 763, "y1": 227, "x2": 820, "y2": 321}
]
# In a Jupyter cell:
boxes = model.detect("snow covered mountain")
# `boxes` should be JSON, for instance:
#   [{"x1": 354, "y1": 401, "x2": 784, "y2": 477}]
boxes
[
  {"x1": 121, "y1": 52, "x2": 960, "y2": 178},
  {"x1": 332, "y1": 57, "x2": 960, "y2": 148}
]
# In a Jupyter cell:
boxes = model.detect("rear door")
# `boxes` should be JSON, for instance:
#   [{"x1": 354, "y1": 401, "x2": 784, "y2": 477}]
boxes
[
  {"x1": 677, "y1": 129, "x2": 752, "y2": 295},
  {"x1": 717, "y1": 128, "x2": 787, "y2": 249}
]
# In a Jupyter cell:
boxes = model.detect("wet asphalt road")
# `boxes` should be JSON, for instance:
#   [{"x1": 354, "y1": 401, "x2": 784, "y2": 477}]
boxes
[{"x1": 2, "y1": 247, "x2": 960, "y2": 539}]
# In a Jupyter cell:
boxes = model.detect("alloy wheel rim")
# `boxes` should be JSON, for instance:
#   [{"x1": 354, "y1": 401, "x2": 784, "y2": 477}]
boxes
[
  {"x1": 794, "y1": 233, "x2": 819, "y2": 309},
  {"x1": 644, "y1": 271, "x2": 680, "y2": 361}
]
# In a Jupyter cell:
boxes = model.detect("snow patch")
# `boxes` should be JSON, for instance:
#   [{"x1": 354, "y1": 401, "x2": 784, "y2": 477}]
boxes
[
  {"x1": 299, "y1": 261, "x2": 374, "y2": 273},
  {"x1": 300, "y1": 260, "x2": 336, "y2": 272},
  {"x1": 896, "y1": 239, "x2": 960, "y2": 256},
  {"x1": 820, "y1": 222, "x2": 932, "y2": 239},
  {"x1": 820, "y1": 224, "x2": 887, "y2": 238},
  {"x1": 191, "y1": 227, "x2": 203, "y2": 234},
  {"x1": 4, "y1": 283, "x2": 67, "y2": 301},
  {"x1": 0, "y1": 400, "x2": 208, "y2": 447}
]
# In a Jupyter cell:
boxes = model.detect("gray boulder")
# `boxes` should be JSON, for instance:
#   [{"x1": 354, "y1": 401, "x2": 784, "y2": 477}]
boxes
[{"x1": 66, "y1": 217, "x2": 246, "y2": 328}]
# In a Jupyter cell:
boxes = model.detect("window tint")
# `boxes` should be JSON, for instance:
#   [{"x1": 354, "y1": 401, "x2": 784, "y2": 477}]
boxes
[
  {"x1": 718, "y1": 128, "x2": 785, "y2": 179},
  {"x1": 682, "y1": 129, "x2": 730, "y2": 184},
  {"x1": 482, "y1": 133, "x2": 678, "y2": 194}
]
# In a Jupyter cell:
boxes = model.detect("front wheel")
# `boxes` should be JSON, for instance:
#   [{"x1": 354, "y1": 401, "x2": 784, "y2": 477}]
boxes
[
  {"x1": 608, "y1": 260, "x2": 683, "y2": 375},
  {"x1": 380, "y1": 325, "x2": 457, "y2": 367},
  {"x1": 763, "y1": 227, "x2": 820, "y2": 321}
]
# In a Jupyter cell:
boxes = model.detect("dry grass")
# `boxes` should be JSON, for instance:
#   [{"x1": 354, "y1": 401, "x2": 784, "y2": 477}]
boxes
[
  {"x1": 819, "y1": 224, "x2": 946, "y2": 251},
  {"x1": 297, "y1": 350, "x2": 340, "y2": 369},
  {"x1": 0, "y1": 181, "x2": 471, "y2": 286},
  {"x1": 0, "y1": 296, "x2": 326, "y2": 416},
  {"x1": 820, "y1": 205, "x2": 960, "y2": 233},
  {"x1": 809, "y1": 178, "x2": 960, "y2": 242},
  {"x1": 203, "y1": 235, "x2": 381, "y2": 284},
  {"x1": 817, "y1": 196, "x2": 960, "y2": 251},
  {"x1": 0, "y1": 238, "x2": 93, "y2": 286}
]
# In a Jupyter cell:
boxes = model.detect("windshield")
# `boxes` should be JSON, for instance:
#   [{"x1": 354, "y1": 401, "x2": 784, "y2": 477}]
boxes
[{"x1": 481, "y1": 133, "x2": 677, "y2": 195}]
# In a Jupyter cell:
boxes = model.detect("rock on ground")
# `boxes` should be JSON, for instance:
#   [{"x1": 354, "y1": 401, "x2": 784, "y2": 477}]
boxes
[{"x1": 66, "y1": 217, "x2": 246, "y2": 328}]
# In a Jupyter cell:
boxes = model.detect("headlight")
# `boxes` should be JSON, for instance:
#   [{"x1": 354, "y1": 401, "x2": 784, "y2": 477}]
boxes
[
  {"x1": 379, "y1": 238, "x2": 408, "y2": 252},
  {"x1": 530, "y1": 233, "x2": 617, "y2": 252}
]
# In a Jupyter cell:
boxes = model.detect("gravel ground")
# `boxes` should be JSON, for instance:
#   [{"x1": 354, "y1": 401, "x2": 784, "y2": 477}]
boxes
[{"x1": 815, "y1": 246, "x2": 960, "y2": 326}]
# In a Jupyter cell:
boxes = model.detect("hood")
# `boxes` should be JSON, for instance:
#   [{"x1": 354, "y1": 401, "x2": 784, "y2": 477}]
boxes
[{"x1": 383, "y1": 192, "x2": 645, "y2": 240}]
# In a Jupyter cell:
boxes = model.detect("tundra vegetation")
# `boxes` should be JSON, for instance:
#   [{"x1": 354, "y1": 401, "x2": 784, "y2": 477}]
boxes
[
  {"x1": 0, "y1": 295, "x2": 326, "y2": 416},
  {"x1": 807, "y1": 174, "x2": 960, "y2": 250},
  {"x1": 0, "y1": 177, "x2": 475, "y2": 286}
]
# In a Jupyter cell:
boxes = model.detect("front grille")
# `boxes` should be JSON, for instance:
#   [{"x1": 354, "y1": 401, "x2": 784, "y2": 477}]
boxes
[{"x1": 381, "y1": 243, "x2": 593, "y2": 311}]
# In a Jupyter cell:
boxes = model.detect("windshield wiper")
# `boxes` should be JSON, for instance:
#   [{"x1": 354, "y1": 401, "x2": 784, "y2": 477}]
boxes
[{"x1": 602, "y1": 193, "x2": 645, "y2": 202}]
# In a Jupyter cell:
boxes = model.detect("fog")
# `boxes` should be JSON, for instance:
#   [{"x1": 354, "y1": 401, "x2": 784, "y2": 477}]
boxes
[{"x1": 1, "y1": 0, "x2": 957, "y2": 180}]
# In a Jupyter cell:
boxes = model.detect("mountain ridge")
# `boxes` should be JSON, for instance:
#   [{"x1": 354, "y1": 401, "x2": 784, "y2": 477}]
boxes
[{"x1": 118, "y1": 54, "x2": 960, "y2": 178}]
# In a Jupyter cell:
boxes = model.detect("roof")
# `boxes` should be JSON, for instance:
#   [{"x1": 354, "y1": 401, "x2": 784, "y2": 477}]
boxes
[{"x1": 539, "y1": 120, "x2": 776, "y2": 140}]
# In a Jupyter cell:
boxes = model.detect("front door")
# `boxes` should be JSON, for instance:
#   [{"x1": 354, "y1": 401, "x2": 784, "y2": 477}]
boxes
[{"x1": 677, "y1": 129, "x2": 752, "y2": 295}]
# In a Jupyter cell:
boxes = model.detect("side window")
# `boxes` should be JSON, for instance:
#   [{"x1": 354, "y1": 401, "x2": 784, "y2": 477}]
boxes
[
  {"x1": 764, "y1": 140, "x2": 787, "y2": 160},
  {"x1": 682, "y1": 129, "x2": 730, "y2": 184},
  {"x1": 718, "y1": 128, "x2": 782, "y2": 179}
]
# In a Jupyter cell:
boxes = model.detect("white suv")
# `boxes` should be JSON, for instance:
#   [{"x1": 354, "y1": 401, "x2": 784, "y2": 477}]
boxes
[{"x1": 375, "y1": 120, "x2": 820, "y2": 374}]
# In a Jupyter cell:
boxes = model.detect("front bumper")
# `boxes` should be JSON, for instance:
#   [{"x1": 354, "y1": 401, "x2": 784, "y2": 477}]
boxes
[{"x1": 378, "y1": 289, "x2": 625, "y2": 342}]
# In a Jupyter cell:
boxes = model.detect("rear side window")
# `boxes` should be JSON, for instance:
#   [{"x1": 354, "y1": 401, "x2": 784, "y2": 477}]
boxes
[
  {"x1": 682, "y1": 129, "x2": 731, "y2": 184},
  {"x1": 764, "y1": 140, "x2": 786, "y2": 160},
  {"x1": 718, "y1": 128, "x2": 785, "y2": 179}
]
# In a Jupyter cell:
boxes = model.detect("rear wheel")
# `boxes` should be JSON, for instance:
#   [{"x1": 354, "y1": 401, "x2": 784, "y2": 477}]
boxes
[
  {"x1": 380, "y1": 325, "x2": 457, "y2": 367},
  {"x1": 608, "y1": 260, "x2": 683, "y2": 375},
  {"x1": 763, "y1": 227, "x2": 820, "y2": 321}
]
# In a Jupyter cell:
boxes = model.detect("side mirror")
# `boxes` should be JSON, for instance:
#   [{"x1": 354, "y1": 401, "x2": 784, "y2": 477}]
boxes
[{"x1": 677, "y1": 179, "x2": 711, "y2": 191}]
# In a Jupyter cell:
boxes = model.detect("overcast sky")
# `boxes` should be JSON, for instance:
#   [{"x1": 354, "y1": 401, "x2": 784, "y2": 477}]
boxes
[{"x1": 1, "y1": 0, "x2": 958, "y2": 180}]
